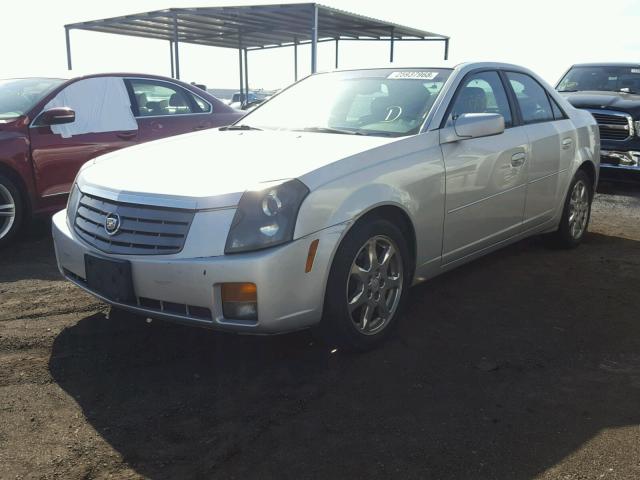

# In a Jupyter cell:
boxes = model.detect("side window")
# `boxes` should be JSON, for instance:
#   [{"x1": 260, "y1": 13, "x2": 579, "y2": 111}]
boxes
[
  {"x1": 39, "y1": 77, "x2": 137, "y2": 138},
  {"x1": 127, "y1": 79, "x2": 201, "y2": 117},
  {"x1": 506, "y1": 72, "x2": 554, "y2": 124},
  {"x1": 449, "y1": 71, "x2": 512, "y2": 127},
  {"x1": 192, "y1": 94, "x2": 212, "y2": 113}
]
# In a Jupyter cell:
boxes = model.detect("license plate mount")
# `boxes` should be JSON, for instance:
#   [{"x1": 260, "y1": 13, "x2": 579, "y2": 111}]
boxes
[{"x1": 84, "y1": 254, "x2": 135, "y2": 304}]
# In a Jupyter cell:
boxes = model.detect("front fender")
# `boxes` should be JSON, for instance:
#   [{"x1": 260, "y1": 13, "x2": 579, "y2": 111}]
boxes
[{"x1": 294, "y1": 131, "x2": 445, "y2": 271}]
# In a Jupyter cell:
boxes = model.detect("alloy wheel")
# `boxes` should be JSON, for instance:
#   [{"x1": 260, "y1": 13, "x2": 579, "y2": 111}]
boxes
[
  {"x1": 0, "y1": 184, "x2": 16, "y2": 240},
  {"x1": 568, "y1": 179, "x2": 589, "y2": 240},
  {"x1": 346, "y1": 235, "x2": 403, "y2": 335}
]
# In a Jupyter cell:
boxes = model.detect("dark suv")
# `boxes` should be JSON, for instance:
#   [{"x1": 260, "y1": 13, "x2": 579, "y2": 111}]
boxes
[{"x1": 557, "y1": 63, "x2": 640, "y2": 175}]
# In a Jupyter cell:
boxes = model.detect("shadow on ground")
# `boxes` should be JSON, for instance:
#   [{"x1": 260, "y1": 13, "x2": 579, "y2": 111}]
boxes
[
  {"x1": 48, "y1": 230, "x2": 640, "y2": 479},
  {"x1": 0, "y1": 218, "x2": 60, "y2": 282}
]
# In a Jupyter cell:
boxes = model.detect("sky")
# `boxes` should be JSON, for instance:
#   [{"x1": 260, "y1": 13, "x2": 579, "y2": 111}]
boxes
[{"x1": 5, "y1": 0, "x2": 640, "y2": 91}]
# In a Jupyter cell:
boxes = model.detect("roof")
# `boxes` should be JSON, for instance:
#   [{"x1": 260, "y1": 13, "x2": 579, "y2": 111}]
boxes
[
  {"x1": 571, "y1": 63, "x2": 640, "y2": 68},
  {"x1": 65, "y1": 3, "x2": 448, "y2": 51}
]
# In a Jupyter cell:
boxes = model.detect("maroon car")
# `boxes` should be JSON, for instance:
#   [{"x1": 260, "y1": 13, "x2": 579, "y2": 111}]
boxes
[{"x1": 0, "y1": 73, "x2": 242, "y2": 247}]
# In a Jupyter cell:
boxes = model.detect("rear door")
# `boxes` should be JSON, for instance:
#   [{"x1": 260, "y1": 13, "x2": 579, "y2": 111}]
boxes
[
  {"x1": 440, "y1": 70, "x2": 529, "y2": 264},
  {"x1": 125, "y1": 78, "x2": 215, "y2": 143},
  {"x1": 504, "y1": 72, "x2": 573, "y2": 227},
  {"x1": 29, "y1": 76, "x2": 138, "y2": 198}
]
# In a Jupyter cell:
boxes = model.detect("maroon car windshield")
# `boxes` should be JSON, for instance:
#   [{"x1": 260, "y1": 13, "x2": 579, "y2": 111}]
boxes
[{"x1": 0, "y1": 78, "x2": 65, "y2": 120}]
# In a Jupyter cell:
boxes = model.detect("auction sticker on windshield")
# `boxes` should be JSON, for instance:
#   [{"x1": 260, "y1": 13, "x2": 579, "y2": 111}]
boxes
[{"x1": 387, "y1": 71, "x2": 439, "y2": 80}]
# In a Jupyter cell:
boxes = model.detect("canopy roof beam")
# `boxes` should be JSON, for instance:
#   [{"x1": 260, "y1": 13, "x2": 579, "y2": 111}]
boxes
[{"x1": 63, "y1": 2, "x2": 450, "y2": 92}]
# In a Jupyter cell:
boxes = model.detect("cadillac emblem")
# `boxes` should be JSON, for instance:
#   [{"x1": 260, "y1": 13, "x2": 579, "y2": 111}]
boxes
[{"x1": 105, "y1": 213, "x2": 121, "y2": 235}]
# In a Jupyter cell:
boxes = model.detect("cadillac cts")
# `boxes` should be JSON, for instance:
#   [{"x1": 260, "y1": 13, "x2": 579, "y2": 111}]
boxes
[{"x1": 53, "y1": 62, "x2": 599, "y2": 350}]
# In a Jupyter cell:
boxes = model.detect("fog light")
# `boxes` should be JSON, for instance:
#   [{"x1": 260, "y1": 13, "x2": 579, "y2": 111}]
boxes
[{"x1": 221, "y1": 283, "x2": 258, "y2": 321}]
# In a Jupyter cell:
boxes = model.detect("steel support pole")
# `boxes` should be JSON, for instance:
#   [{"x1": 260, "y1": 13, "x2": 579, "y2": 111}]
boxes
[
  {"x1": 389, "y1": 28, "x2": 395, "y2": 63},
  {"x1": 244, "y1": 48, "x2": 249, "y2": 105},
  {"x1": 172, "y1": 15, "x2": 180, "y2": 79},
  {"x1": 335, "y1": 38, "x2": 339, "y2": 69},
  {"x1": 294, "y1": 39, "x2": 298, "y2": 81},
  {"x1": 310, "y1": 4, "x2": 318, "y2": 74},
  {"x1": 169, "y1": 41, "x2": 175, "y2": 78},
  {"x1": 238, "y1": 48, "x2": 244, "y2": 104},
  {"x1": 65, "y1": 27, "x2": 72, "y2": 70},
  {"x1": 444, "y1": 38, "x2": 449, "y2": 60}
]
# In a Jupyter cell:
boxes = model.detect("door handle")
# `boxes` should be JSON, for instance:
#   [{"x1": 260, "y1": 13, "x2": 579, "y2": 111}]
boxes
[
  {"x1": 511, "y1": 152, "x2": 526, "y2": 167},
  {"x1": 193, "y1": 125, "x2": 208, "y2": 131},
  {"x1": 117, "y1": 131, "x2": 137, "y2": 140},
  {"x1": 562, "y1": 138, "x2": 573, "y2": 150}
]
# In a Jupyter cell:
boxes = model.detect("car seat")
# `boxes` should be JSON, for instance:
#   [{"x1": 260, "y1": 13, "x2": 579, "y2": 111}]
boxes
[
  {"x1": 455, "y1": 87, "x2": 487, "y2": 116},
  {"x1": 135, "y1": 93, "x2": 149, "y2": 115}
]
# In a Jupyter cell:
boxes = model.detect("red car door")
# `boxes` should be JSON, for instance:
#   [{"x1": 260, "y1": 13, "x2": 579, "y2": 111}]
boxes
[
  {"x1": 28, "y1": 76, "x2": 138, "y2": 198},
  {"x1": 125, "y1": 77, "x2": 231, "y2": 143}
]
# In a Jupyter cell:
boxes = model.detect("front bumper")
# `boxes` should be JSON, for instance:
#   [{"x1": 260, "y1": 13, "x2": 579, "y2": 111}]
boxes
[
  {"x1": 52, "y1": 210, "x2": 346, "y2": 334},
  {"x1": 600, "y1": 149, "x2": 640, "y2": 171}
]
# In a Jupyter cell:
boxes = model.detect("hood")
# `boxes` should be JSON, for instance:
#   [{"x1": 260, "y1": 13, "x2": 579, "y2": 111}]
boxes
[
  {"x1": 0, "y1": 118, "x2": 28, "y2": 145},
  {"x1": 78, "y1": 129, "x2": 395, "y2": 209},
  {"x1": 560, "y1": 90, "x2": 640, "y2": 117}
]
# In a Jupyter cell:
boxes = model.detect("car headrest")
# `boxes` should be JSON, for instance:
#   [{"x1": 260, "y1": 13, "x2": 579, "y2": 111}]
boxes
[
  {"x1": 135, "y1": 93, "x2": 147, "y2": 108},
  {"x1": 457, "y1": 86, "x2": 487, "y2": 114},
  {"x1": 169, "y1": 93, "x2": 187, "y2": 107}
]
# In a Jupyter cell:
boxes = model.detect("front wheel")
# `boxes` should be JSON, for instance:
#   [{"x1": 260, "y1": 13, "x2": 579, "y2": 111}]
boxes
[
  {"x1": 315, "y1": 217, "x2": 411, "y2": 351},
  {"x1": 0, "y1": 174, "x2": 23, "y2": 249},
  {"x1": 549, "y1": 170, "x2": 593, "y2": 248}
]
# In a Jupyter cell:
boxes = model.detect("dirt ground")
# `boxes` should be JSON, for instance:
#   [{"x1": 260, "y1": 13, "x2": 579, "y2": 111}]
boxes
[{"x1": 1, "y1": 178, "x2": 639, "y2": 480}]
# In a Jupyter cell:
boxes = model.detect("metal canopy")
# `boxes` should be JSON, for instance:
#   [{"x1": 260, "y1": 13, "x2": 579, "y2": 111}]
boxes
[{"x1": 64, "y1": 3, "x2": 450, "y2": 105}]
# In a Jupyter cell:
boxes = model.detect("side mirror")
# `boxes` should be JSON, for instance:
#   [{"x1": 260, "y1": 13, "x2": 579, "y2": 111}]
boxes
[
  {"x1": 441, "y1": 113, "x2": 505, "y2": 143},
  {"x1": 36, "y1": 107, "x2": 76, "y2": 126}
]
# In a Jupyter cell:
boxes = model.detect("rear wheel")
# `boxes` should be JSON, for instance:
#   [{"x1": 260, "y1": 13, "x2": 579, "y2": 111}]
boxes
[
  {"x1": 0, "y1": 174, "x2": 23, "y2": 249},
  {"x1": 549, "y1": 170, "x2": 592, "y2": 248},
  {"x1": 315, "y1": 217, "x2": 411, "y2": 351}
]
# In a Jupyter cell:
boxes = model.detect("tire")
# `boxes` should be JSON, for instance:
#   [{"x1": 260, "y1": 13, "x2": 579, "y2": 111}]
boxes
[
  {"x1": 549, "y1": 169, "x2": 593, "y2": 249},
  {"x1": 0, "y1": 174, "x2": 24, "y2": 249},
  {"x1": 315, "y1": 217, "x2": 412, "y2": 351}
]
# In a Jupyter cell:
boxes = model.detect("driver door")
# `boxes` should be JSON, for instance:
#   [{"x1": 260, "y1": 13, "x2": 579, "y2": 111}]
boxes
[
  {"x1": 440, "y1": 70, "x2": 529, "y2": 264},
  {"x1": 29, "y1": 76, "x2": 138, "y2": 198}
]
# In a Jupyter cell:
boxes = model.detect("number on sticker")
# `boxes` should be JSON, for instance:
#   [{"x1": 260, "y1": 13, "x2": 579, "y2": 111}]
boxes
[{"x1": 387, "y1": 71, "x2": 439, "y2": 80}]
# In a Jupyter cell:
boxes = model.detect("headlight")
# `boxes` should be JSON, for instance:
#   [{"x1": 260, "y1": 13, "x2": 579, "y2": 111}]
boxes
[
  {"x1": 66, "y1": 183, "x2": 80, "y2": 225},
  {"x1": 225, "y1": 179, "x2": 309, "y2": 254}
]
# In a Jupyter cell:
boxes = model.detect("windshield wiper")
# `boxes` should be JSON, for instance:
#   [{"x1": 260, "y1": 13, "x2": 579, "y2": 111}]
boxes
[
  {"x1": 294, "y1": 126, "x2": 365, "y2": 135},
  {"x1": 219, "y1": 124, "x2": 263, "y2": 131},
  {"x1": 557, "y1": 89, "x2": 578, "y2": 92}
]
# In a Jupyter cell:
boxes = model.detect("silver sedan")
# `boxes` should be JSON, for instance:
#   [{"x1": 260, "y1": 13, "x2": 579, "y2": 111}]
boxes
[{"x1": 53, "y1": 62, "x2": 599, "y2": 350}]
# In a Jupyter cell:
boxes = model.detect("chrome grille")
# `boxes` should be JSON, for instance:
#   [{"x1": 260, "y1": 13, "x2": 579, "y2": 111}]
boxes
[
  {"x1": 587, "y1": 109, "x2": 634, "y2": 141},
  {"x1": 74, "y1": 193, "x2": 194, "y2": 255}
]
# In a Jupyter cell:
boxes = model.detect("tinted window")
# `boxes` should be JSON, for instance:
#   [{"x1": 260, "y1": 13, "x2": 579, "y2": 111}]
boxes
[
  {"x1": 128, "y1": 79, "x2": 209, "y2": 116},
  {"x1": 192, "y1": 95, "x2": 212, "y2": 113},
  {"x1": 449, "y1": 71, "x2": 512, "y2": 127},
  {"x1": 506, "y1": 72, "x2": 553, "y2": 124}
]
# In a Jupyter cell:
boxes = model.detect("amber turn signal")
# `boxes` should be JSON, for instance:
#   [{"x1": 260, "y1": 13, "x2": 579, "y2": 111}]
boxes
[
  {"x1": 221, "y1": 282, "x2": 257, "y2": 302},
  {"x1": 220, "y1": 283, "x2": 258, "y2": 321},
  {"x1": 305, "y1": 239, "x2": 320, "y2": 273}
]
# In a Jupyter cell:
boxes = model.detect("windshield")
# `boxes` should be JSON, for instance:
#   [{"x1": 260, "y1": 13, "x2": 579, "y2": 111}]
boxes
[
  {"x1": 0, "y1": 78, "x2": 64, "y2": 120},
  {"x1": 557, "y1": 66, "x2": 640, "y2": 94},
  {"x1": 241, "y1": 68, "x2": 452, "y2": 137}
]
